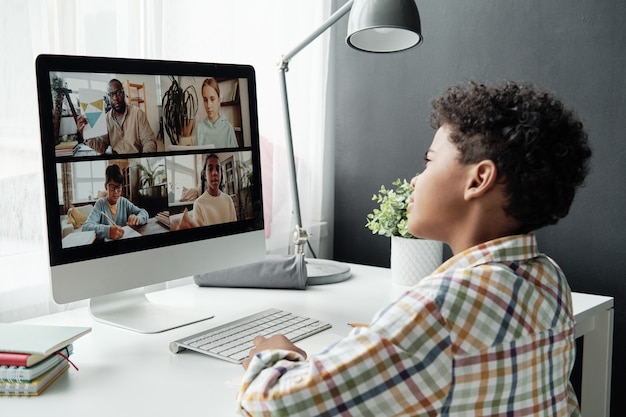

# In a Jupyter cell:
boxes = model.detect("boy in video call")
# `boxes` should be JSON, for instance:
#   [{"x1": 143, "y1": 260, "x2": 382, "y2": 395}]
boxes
[
  {"x1": 237, "y1": 81, "x2": 591, "y2": 416},
  {"x1": 82, "y1": 164, "x2": 148, "y2": 240},
  {"x1": 76, "y1": 79, "x2": 157, "y2": 154}
]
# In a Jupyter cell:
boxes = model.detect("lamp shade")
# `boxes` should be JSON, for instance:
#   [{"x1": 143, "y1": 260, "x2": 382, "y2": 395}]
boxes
[{"x1": 346, "y1": 0, "x2": 423, "y2": 53}]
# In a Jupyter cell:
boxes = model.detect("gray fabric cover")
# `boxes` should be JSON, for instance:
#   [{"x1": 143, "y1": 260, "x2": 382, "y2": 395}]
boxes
[{"x1": 193, "y1": 254, "x2": 307, "y2": 290}]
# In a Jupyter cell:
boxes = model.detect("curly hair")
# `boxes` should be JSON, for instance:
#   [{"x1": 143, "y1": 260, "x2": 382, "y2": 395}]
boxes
[{"x1": 430, "y1": 81, "x2": 591, "y2": 233}]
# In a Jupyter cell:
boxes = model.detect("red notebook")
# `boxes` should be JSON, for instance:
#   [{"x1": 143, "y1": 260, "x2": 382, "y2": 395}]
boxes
[{"x1": 0, "y1": 351, "x2": 52, "y2": 368}]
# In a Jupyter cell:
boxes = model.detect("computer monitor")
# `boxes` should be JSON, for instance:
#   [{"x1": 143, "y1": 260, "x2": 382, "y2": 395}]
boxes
[{"x1": 35, "y1": 54, "x2": 266, "y2": 333}]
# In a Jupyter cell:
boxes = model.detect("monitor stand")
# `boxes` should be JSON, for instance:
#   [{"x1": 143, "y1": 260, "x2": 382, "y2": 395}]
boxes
[{"x1": 89, "y1": 288, "x2": 213, "y2": 333}]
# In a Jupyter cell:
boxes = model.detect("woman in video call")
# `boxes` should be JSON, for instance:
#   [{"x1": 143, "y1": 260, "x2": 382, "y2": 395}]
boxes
[
  {"x1": 196, "y1": 78, "x2": 238, "y2": 148},
  {"x1": 193, "y1": 154, "x2": 237, "y2": 226},
  {"x1": 82, "y1": 164, "x2": 148, "y2": 240}
]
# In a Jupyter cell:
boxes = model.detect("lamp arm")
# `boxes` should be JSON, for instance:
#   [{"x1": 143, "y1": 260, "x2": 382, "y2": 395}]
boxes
[
  {"x1": 277, "y1": 0, "x2": 354, "y2": 254},
  {"x1": 278, "y1": 0, "x2": 354, "y2": 70},
  {"x1": 277, "y1": 68, "x2": 303, "y2": 235}
]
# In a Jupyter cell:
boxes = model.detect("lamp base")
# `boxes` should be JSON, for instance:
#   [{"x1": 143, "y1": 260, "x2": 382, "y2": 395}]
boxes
[{"x1": 305, "y1": 258, "x2": 351, "y2": 285}]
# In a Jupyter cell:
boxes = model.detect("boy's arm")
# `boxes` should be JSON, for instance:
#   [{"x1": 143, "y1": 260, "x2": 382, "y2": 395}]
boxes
[
  {"x1": 237, "y1": 291, "x2": 453, "y2": 416},
  {"x1": 241, "y1": 335, "x2": 305, "y2": 371},
  {"x1": 121, "y1": 198, "x2": 149, "y2": 225},
  {"x1": 81, "y1": 200, "x2": 111, "y2": 240}
]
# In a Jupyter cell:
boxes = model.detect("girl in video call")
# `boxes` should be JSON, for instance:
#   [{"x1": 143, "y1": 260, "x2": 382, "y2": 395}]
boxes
[
  {"x1": 196, "y1": 78, "x2": 238, "y2": 148},
  {"x1": 192, "y1": 154, "x2": 237, "y2": 226}
]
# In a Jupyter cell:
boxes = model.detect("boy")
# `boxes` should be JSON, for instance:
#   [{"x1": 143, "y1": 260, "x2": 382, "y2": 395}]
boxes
[
  {"x1": 82, "y1": 164, "x2": 149, "y2": 240},
  {"x1": 238, "y1": 81, "x2": 591, "y2": 416}
]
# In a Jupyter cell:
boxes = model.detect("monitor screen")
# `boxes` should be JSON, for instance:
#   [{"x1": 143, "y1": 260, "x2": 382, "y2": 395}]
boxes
[{"x1": 36, "y1": 54, "x2": 266, "y2": 333}]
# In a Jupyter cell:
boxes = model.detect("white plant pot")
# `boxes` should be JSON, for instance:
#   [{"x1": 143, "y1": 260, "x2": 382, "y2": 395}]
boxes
[{"x1": 390, "y1": 236, "x2": 443, "y2": 286}]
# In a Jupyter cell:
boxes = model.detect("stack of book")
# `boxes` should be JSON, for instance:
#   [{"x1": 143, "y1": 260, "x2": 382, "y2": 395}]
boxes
[
  {"x1": 156, "y1": 210, "x2": 170, "y2": 228},
  {"x1": 0, "y1": 324, "x2": 91, "y2": 396},
  {"x1": 54, "y1": 140, "x2": 79, "y2": 157}
]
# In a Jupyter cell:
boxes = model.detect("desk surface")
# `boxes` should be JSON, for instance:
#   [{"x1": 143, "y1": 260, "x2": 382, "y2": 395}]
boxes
[
  {"x1": 133, "y1": 216, "x2": 169, "y2": 235},
  {"x1": 3, "y1": 263, "x2": 613, "y2": 416}
]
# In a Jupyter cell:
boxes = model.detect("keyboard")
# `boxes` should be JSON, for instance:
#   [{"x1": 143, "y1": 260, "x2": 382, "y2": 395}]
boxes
[{"x1": 169, "y1": 308, "x2": 332, "y2": 363}]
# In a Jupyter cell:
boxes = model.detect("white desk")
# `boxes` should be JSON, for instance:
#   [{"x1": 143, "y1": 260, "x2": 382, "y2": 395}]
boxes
[{"x1": 3, "y1": 263, "x2": 614, "y2": 416}]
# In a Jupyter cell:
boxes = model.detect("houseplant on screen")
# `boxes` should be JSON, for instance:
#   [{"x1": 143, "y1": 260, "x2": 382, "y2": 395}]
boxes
[
  {"x1": 161, "y1": 76, "x2": 198, "y2": 145},
  {"x1": 366, "y1": 177, "x2": 443, "y2": 285},
  {"x1": 137, "y1": 158, "x2": 167, "y2": 216}
]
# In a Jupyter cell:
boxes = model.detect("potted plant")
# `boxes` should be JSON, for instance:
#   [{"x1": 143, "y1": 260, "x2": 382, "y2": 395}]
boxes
[
  {"x1": 366, "y1": 177, "x2": 443, "y2": 285},
  {"x1": 138, "y1": 158, "x2": 165, "y2": 188},
  {"x1": 136, "y1": 158, "x2": 166, "y2": 217},
  {"x1": 137, "y1": 158, "x2": 166, "y2": 197},
  {"x1": 234, "y1": 159, "x2": 254, "y2": 220},
  {"x1": 161, "y1": 76, "x2": 198, "y2": 145},
  {"x1": 366, "y1": 178, "x2": 415, "y2": 238}
]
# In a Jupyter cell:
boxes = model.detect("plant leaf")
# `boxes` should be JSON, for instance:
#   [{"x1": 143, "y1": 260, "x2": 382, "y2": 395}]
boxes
[{"x1": 365, "y1": 175, "x2": 419, "y2": 238}]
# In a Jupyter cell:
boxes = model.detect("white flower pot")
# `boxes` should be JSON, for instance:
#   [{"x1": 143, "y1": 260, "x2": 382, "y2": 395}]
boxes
[{"x1": 390, "y1": 236, "x2": 443, "y2": 286}]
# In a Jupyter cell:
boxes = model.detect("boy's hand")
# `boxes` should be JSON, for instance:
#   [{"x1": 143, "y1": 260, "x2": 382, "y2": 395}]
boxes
[
  {"x1": 127, "y1": 214, "x2": 141, "y2": 226},
  {"x1": 241, "y1": 335, "x2": 307, "y2": 370},
  {"x1": 109, "y1": 225, "x2": 125, "y2": 240}
]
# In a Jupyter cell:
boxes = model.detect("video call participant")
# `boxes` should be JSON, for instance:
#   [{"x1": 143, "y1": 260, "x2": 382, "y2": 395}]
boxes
[
  {"x1": 196, "y1": 78, "x2": 238, "y2": 148},
  {"x1": 76, "y1": 79, "x2": 157, "y2": 154},
  {"x1": 193, "y1": 154, "x2": 237, "y2": 226},
  {"x1": 237, "y1": 81, "x2": 591, "y2": 416},
  {"x1": 82, "y1": 164, "x2": 149, "y2": 240}
]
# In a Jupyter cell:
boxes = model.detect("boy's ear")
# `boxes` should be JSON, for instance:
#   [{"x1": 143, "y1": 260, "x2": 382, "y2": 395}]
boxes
[{"x1": 464, "y1": 160, "x2": 498, "y2": 200}]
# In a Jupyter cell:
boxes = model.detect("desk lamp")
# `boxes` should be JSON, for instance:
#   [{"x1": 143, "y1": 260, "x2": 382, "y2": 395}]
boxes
[{"x1": 278, "y1": 0, "x2": 423, "y2": 284}]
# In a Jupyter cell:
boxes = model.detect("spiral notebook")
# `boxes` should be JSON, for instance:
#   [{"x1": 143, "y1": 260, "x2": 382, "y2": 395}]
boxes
[
  {"x1": 0, "y1": 344, "x2": 73, "y2": 382},
  {"x1": 0, "y1": 360, "x2": 69, "y2": 396}
]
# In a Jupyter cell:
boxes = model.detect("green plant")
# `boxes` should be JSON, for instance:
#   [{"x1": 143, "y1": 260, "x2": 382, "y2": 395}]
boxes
[
  {"x1": 138, "y1": 158, "x2": 166, "y2": 188},
  {"x1": 161, "y1": 76, "x2": 198, "y2": 145},
  {"x1": 365, "y1": 177, "x2": 416, "y2": 238},
  {"x1": 234, "y1": 159, "x2": 254, "y2": 220}
]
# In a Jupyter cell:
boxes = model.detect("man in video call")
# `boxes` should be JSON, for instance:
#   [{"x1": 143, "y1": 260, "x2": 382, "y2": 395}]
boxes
[{"x1": 76, "y1": 79, "x2": 157, "y2": 154}]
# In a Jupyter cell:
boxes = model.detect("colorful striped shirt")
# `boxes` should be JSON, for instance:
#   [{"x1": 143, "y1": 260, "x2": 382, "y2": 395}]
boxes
[{"x1": 237, "y1": 234, "x2": 580, "y2": 416}]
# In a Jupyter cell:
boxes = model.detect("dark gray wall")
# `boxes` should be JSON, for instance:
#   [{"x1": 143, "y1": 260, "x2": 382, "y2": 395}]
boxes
[{"x1": 330, "y1": 0, "x2": 625, "y2": 414}]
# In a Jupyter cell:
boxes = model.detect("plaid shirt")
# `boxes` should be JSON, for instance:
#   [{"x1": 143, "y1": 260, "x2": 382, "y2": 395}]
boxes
[{"x1": 237, "y1": 235, "x2": 580, "y2": 416}]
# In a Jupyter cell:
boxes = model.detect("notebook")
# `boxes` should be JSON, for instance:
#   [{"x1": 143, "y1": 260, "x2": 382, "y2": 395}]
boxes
[
  {"x1": 0, "y1": 324, "x2": 91, "y2": 357},
  {"x1": 0, "y1": 345, "x2": 73, "y2": 382},
  {"x1": 62, "y1": 230, "x2": 96, "y2": 248},
  {"x1": 103, "y1": 225, "x2": 142, "y2": 241},
  {"x1": 0, "y1": 360, "x2": 69, "y2": 396}
]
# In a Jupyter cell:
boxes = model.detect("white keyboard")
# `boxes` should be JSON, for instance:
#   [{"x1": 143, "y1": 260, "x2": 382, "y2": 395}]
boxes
[{"x1": 169, "y1": 308, "x2": 332, "y2": 363}]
